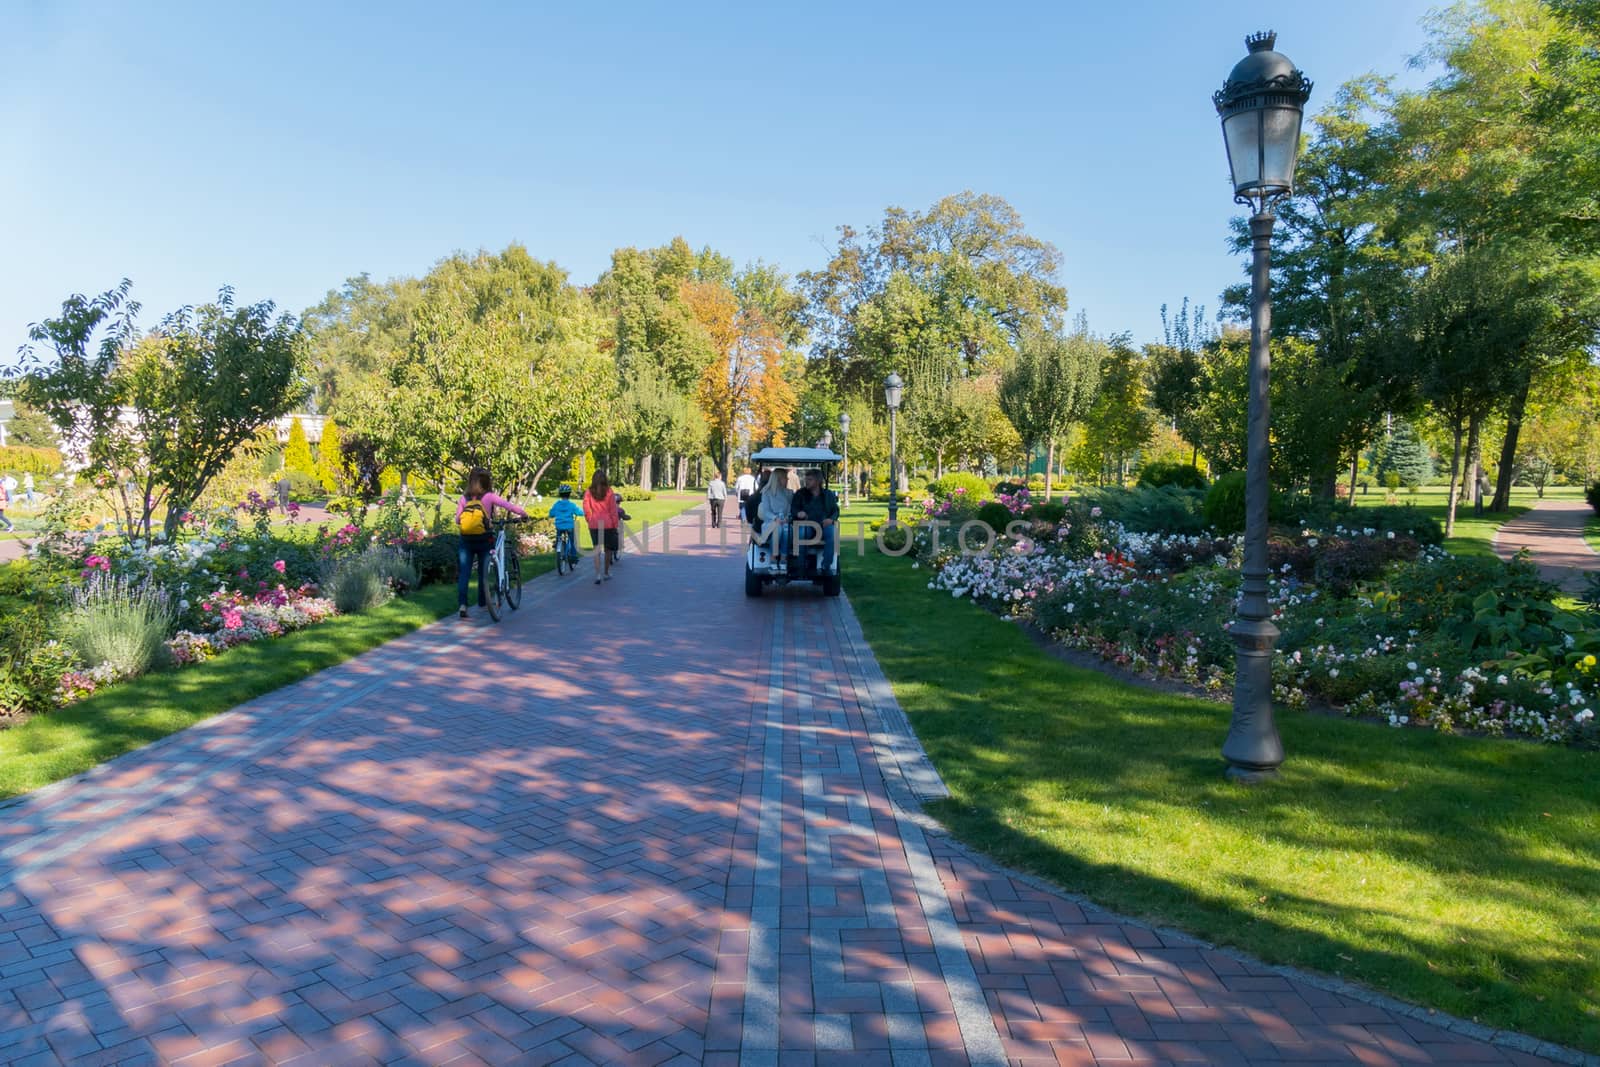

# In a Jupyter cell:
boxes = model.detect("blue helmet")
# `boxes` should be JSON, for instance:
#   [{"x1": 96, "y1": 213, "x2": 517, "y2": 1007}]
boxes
[{"x1": 558, "y1": 484, "x2": 573, "y2": 497}]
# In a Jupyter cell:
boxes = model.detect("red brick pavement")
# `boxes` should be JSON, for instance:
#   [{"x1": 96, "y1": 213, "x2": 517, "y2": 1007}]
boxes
[
  {"x1": 0, "y1": 510, "x2": 1580, "y2": 1065},
  {"x1": 1493, "y1": 497, "x2": 1598, "y2": 593}
]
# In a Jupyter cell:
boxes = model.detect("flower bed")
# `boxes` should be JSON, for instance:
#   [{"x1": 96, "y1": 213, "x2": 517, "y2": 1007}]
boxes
[{"x1": 920, "y1": 493, "x2": 1599, "y2": 746}]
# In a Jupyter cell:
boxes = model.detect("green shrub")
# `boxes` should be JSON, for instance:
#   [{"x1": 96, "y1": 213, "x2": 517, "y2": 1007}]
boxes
[
  {"x1": 323, "y1": 546, "x2": 416, "y2": 615},
  {"x1": 1203, "y1": 471, "x2": 1248, "y2": 535},
  {"x1": 67, "y1": 575, "x2": 174, "y2": 678},
  {"x1": 992, "y1": 481, "x2": 1027, "y2": 496},
  {"x1": 409, "y1": 536, "x2": 457, "y2": 587},
  {"x1": 975, "y1": 501, "x2": 1012, "y2": 533},
  {"x1": 1136, "y1": 461, "x2": 1208, "y2": 491},
  {"x1": 1385, "y1": 471, "x2": 1402, "y2": 491},
  {"x1": 286, "y1": 470, "x2": 321, "y2": 502},
  {"x1": 1084, "y1": 486, "x2": 1208, "y2": 535},
  {"x1": 1587, "y1": 481, "x2": 1600, "y2": 515},
  {"x1": 619, "y1": 486, "x2": 655, "y2": 501},
  {"x1": 926, "y1": 472, "x2": 991, "y2": 503},
  {"x1": 1028, "y1": 501, "x2": 1068, "y2": 526}
]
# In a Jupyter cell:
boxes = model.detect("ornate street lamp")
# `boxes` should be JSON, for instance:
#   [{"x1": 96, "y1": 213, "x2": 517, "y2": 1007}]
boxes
[
  {"x1": 839, "y1": 412, "x2": 851, "y2": 507},
  {"x1": 1214, "y1": 31, "x2": 1311, "y2": 782},
  {"x1": 884, "y1": 373, "x2": 904, "y2": 525}
]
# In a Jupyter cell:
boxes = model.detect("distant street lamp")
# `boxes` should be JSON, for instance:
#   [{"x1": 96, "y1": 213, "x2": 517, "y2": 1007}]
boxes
[
  {"x1": 839, "y1": 412, "x2": 851, "y2": 507},
  {"x1": 884, "y1": 373, "x2": 904, "y2": 525},
  {"x1": 1213, "y1": 30, "x2": 1312, "y2": 782}
]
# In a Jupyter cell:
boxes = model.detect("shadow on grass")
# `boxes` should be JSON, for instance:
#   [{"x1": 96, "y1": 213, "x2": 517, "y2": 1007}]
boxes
[{"x1": 844, "y1": 546, "x2": 1600, "y2": 1054}]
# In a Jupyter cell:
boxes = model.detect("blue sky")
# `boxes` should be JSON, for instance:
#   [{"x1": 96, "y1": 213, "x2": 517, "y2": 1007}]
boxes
[{"x1": 1, "y1": 0, "x2": 1438, "y2": 357}]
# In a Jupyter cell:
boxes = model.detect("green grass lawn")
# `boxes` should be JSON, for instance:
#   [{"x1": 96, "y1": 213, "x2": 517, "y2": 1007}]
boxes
[
  {"x1": 842, "y1": 537, "x2": 1600, "y2": 1054},
  {"x1": 1587, "y1": 512, "x2": 1600, "y2": 555}
]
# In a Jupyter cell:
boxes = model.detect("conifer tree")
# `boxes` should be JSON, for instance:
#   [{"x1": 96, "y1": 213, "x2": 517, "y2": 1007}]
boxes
[{"x1": 284, "y1": 417, "x2": 316, "y2": 481}]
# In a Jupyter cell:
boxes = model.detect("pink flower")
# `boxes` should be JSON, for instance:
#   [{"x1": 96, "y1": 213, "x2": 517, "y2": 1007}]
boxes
[
  {"x1": 218, "y1": 541, "x2": 231, "y2": 551},
  {"x1": 237, "y1": 568, "x2": 250, "y2": 579},
  {"x1": 222, "y1": 609, "x2": 243, "y2": 631},
  {"x1": 201, "y1": 602, "x2": 213, "y2": 613},
  {"x1": 273, "y1": 559, "x2": 286, "y2": 574}
]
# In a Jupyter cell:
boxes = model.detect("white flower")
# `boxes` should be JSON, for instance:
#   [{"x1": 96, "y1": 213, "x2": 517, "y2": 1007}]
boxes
[
  {"x1": 1329, "y1": 668, "x2": 1340, "y2": 678},
  {"x1": 1496, "y1": 674, "x2": 1509, "y2": 686},
  {"x1": 1407, "y1": 662, "x2": 1418, "y2": 671}
]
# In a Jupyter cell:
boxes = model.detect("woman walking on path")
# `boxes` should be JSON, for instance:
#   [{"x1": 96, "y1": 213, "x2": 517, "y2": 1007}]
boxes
[
  {"x1": 707, "y1": 470, "x2": 728, "y2": 529},
  {"x1": 456, "y1": 467, "x2": 528, "y2": 619},
  {"x1": 583, "y1": 472, "x2": 622, "y2": 585}
]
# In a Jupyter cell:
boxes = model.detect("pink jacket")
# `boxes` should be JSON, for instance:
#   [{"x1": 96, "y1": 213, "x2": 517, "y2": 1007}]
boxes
[
  {"x1": 582, "y1": 489, "x2": 621, "y2": 530},
  {"x1": 455, "y1": 491, "x2": 527, "y2": 525}
]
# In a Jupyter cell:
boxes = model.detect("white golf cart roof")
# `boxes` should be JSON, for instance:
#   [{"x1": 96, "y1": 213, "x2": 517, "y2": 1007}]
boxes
[{"x1": 750, "y1": 447, "x2": 842, "y2": 466}]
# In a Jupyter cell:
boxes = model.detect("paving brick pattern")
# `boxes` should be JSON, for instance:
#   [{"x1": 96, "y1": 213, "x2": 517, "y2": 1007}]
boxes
[
  {"x1": 1493, "y1": 497, "x2": 1599, "y2": 593},
  {"x1": 0, "y1": 509, "x2": 1578, "y2": 1065}
]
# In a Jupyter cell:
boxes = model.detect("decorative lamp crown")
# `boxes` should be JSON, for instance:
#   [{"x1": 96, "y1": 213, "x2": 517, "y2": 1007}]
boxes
[{"x1": 1213, "y1": 31, "x2": 1312, "y2": 202}]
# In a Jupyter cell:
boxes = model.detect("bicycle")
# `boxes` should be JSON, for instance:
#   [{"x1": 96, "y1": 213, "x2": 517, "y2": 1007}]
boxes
[
  {"x1": 553, "y1": 527, "x2": 580, "y2": 576},
  {"x1": 483, "y1": 517, "x2": 526, "y2": 621}
]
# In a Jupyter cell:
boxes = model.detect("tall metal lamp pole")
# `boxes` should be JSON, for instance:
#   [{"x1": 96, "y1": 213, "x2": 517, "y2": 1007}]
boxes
[
  {"x1": 1213, "y1": 31, "x2": 1311, "y2": 782},
  {"x1": 884, "y1": 373, "x2": 904, "y2": 526},
  {"x1": 839, "y1": 412, "x2": 851, "y2": 508}
]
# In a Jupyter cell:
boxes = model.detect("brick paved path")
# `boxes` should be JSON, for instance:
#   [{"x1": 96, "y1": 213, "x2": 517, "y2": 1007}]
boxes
[
  {"x1": 0, "y1": 510, "x2": 1580, "y2": 1065},
  {"x1": 1494, "y1": 497, "x2": 1599, "y2": 594}
]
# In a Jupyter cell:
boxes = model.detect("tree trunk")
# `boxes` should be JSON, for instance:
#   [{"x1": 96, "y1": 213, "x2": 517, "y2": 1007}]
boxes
[
  {"x1": 1491, "y1": 372, "x2": 1531, "y2": 512},
  {"x1": 1348, "y1": 452, "x2": 1359, "y2": 502},
  {"x1": 1444, "y1": 417, "x2": 1464, "y2": 538},
  {"x1": 638, "y1": 454, "x2": 653, "y2": 494},
  {"x1": 1464, "y1": 415, "x2": 1482, "y2": 517},
  {"x1": 1045, "y1": 439, "x2": 1055, "y2": 501},
  {"x1": 677, "y1": 455, "x2": 687, "y2": 491},
  {"x1": 935, "y1": 451, "x2": 944, "y2": 480}
]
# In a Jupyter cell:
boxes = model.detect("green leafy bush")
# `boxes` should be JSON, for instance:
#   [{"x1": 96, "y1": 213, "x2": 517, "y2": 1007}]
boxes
[
  {"x1": 323, "y1": 546, "x2": 415, "y2": 615},
  {"x1": 1083, "y1": 486, "x2": 1208, "y2": 535},
  {"x1": 619, "y1": 486, "x2": 655, "y2": 501},
  {"x1": 1203, "y1": 471, "x2": 1248, "y2": 535},
  {"x1": 66, "y1": 575, "x2": 174, "y2": 678},
  {"x1": 926, "y1": 472, "x2": 991, "y2": 503},
  {"x1": 1587, "y1": 481, "x2": 1600, "y2": 515},
  {"x1": 975, "y1": 501, "x2": 1012, "y2": 534},
  {"x1": 1137, "y1": 461, "x2": 1208, "y2": 491},
  {"x1": 409, "y1": 536, "x2": 457, "y2": 586},
  {"x1": 287, "y1": 470, "x2": 321, "y2": 502},
  {"x1": 992, "y1": 481, "x2": 1027, "y2": 496}
]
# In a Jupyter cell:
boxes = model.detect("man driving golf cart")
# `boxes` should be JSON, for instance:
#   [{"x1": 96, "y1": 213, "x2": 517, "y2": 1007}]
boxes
[{"x1": 744, "y1": 447, "x2": 842, "y2": 597}]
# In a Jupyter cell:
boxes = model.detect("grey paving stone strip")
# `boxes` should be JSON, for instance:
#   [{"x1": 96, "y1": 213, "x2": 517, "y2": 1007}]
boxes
[
  {"x1": 0, "y1": 564, "x2": 576, "y2": 893},
  {"x1": 739, "y1": 601, "x2": 787, "y2": 1053}
]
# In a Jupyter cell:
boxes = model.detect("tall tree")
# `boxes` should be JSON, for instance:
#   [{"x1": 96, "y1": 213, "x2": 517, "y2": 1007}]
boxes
[{"x1": 998, "y1": 320, "x2": 1104, "y2": 499}]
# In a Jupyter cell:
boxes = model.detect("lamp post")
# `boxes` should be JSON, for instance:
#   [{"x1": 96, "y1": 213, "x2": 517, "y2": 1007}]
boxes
[
  {"x1": 839, "y1": 412, "x2": 851, "y2": 507},
  {"x1": 1213, "y1": 31, "x2": 1311, "y2": 782},
  {"x1": 884, "y1": 373, "x2": 904, "y2": 525}
]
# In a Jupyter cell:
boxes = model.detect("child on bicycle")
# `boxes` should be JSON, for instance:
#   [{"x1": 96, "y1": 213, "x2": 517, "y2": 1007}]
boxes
[
  {"x1": 547, "y1": 484, "x2": 583, "y2": 569},
  {"x1": 456, "y1": 467, "x2": 528, "y2": 618}
]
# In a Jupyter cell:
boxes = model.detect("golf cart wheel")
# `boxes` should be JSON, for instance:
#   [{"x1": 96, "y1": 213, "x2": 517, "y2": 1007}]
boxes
[
  {"x1": 745, "y1": 569, "x2": 763, "y2": 598},
  {"x1": 822, "y1": 571, "x2": 841, "y2": 597}
]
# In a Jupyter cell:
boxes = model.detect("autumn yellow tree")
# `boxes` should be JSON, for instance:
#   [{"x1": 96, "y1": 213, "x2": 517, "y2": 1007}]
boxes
[
  {"x1": 683, "y1": 280, "x2": 750, "y2": 467},
  {"x1": 749, "y1": 325, "x2": 797, "y2": 447}
]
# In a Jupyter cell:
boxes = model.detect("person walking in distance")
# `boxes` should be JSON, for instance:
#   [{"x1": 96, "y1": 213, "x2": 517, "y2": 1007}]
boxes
[
  {"x1": 0, "y1": 477, "x2": 14, "y2": 533},
  {"x1": 583, "y1": 471, "x2": 622, "y2": 584},
  {"x1": 734, "y1": 466, "x2": 756, "y2": 523},
  {"x1": 707, "y1": 470, "x2": 728, "y2": 529}
]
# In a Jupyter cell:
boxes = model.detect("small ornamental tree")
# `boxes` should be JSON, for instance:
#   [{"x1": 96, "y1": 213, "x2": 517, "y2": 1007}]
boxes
[
  {"x1": 284, "y1": 417, "x2": 316, "y2": 482},
  {"x1": 11, "y1": 282, "x2": 306, "y2": 542},
  {"x1": 317, "y1": 417, "x2": 345, "y2": 493},
  {"x1": 1375, "y1": 418, "x2": 1435, "y2": 488}
]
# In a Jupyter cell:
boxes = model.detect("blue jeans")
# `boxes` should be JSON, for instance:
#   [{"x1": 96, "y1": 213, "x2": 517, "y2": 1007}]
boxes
[
  {"x1": 781, "y1": 521, "x2": 835, "y2": 569},
  {"x1": 555, "y1": 527, "x2": 580, "y2": 561},
  {"x1": 458, "y1": 534, "x2": 492, "y2": 607}
]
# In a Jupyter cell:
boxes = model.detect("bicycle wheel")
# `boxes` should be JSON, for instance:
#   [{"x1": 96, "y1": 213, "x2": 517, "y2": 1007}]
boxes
[
  {"x1": 555, "y1": 534, "x2": 570, "y2": 576},
  {"x1": 506, "y1": 552, "x2": 522, "y2": 610},
  {"x1": 484, "y1": 555, "x2": 503, "y2": 621}
]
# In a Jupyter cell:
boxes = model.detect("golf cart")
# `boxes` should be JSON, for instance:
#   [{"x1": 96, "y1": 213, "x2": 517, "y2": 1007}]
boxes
[{"x1": 743, "y1": 446, "x2": 843, "y2": 598}]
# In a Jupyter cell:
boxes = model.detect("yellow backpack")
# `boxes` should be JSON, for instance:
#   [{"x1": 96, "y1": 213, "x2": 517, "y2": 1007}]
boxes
[{"x1": 459, "y1": 499, "x2": 489, "y2": 536}]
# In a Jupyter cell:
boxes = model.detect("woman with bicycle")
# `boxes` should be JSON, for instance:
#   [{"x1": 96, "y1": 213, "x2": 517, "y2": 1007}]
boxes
[
  {"x1": 456, "y1": 467, "x2": 528, "y2": 618},
  {"x1": 582, "y1": 471, "x2": 622, "y2": 585}
]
